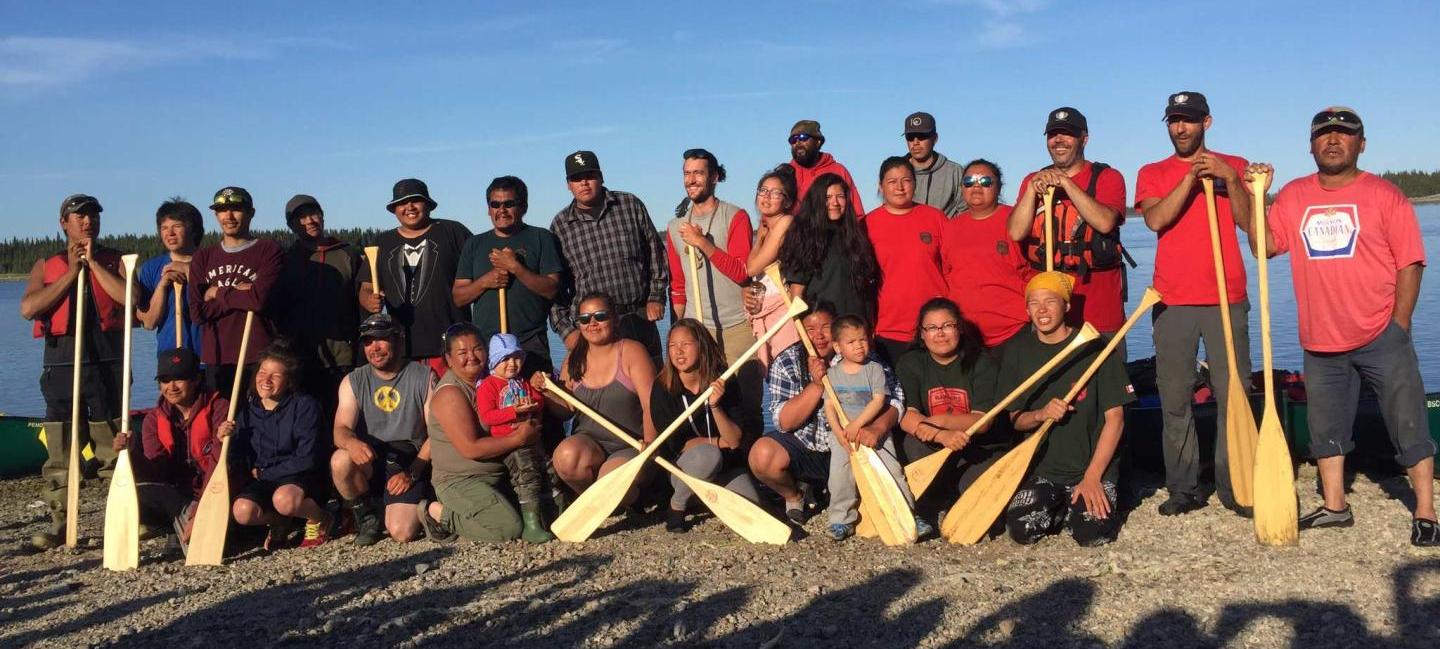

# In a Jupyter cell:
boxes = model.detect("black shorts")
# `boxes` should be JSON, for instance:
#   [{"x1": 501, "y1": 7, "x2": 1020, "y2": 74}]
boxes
[
  {"x1": 365, "y1": 440, "x2": 428, "y2": 506},
  {"x1": 763, "y1": 431, "x2": 830, "y2": 485},
  {"x1": 237, "y1": 474, "x2": 323, "y2": 509}
]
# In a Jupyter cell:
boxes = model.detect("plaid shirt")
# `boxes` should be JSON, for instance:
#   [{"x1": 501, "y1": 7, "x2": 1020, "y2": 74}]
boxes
[
  {"x1": 766, "y1": 342, "x2": 904, "y2": 452},
  {"x1": 548, "y1": 188, "x2": 668, "y2": 338}
]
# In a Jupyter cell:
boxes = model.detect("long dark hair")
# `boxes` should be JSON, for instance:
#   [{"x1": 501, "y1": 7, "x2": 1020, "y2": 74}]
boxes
[
  {"x1": 756, "y1": 164, "x2": 798, "y2": 214},
  {"x1": 777, "y1": 173, "x2": 879, "y2": 320},
  {"x1": 658, "y1": 319, "x2": 725, "y2": 396},
  {"x1": 910, "y1": 297, "x2": 982, "y2": 373},
  {"x1": 566, "y1": 292, "x2": 616, "y2": 382}
]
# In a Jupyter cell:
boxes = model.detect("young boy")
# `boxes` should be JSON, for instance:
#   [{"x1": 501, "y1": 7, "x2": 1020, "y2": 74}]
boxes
[
  {"x1": 823, "y1": 315, "x2": 925, "y2": 541},
  {"x1": 474, "y1": 334, "x2": 554, "y2": 543},
  {"x1": 138, "y1": 198, "x2": 204, "y2": 355}
]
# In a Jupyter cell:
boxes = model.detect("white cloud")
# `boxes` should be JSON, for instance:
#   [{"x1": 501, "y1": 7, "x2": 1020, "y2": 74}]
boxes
[
  {"x1": 930, "y1": 0, "x2": 1051, "y2": 49},
  {"x1": 550, "y1": 38, "x2": 625, "y2": 64},
  {"x1": 0, "y1": 35, "x2": 352, "y2": 86}
]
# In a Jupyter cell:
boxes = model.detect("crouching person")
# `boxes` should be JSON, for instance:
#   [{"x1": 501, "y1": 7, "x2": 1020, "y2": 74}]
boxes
[
  {"x1": 330, "y1": 314, "x2": 432, "y2": 545},
  {"x1": 417, "y1": 323, "x2": 524, "y2": 542},
  {"x1": 230, "y1": 342, "x2": 337, "y2": 549},
  {"x1": 1001, "y1": 272, "x2": 1134, "y2": 546}
]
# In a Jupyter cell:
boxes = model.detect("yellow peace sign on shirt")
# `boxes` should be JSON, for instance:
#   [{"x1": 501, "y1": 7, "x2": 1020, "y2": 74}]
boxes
[{"x1": 373, "y1": 385, "x2": 402, "y2": 413}]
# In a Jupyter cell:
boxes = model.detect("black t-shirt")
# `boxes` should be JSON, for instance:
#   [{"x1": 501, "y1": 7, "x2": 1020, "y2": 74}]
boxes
[
  {"x1": 896, "y1": 349, "x2": 999, "y2": 420},
  {"x1": 361, "y1": 219, "x2": 472, "y2": 359},
  {"x1": 456, "y1": 224, "x2": 565, "y2": 343},
  {"x1": 996, "y1": 327, "x2": 1135, "y2": 485},
  {"x1": 648, "y1": 376, "x2": 759, "y2": 457},
  {"x1": 784, "y1": 231, "x2": 873, "y2": 323}
]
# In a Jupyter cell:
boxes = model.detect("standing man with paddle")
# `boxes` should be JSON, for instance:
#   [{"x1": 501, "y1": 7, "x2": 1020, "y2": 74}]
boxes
[
  {"x1": 20, "y1": 194, "x2": 130, "y2": 550},
  {"x1": 1135, "y1": 92, "x2": 1255, "y2": 518},
  {"x1": 189, "y1": 186, "x2": 283, "y2": 396},
  {"x1": 1243, "y1": 107, "x2": 1438, "y2": 547},
  {"x1": 999, "y1": 272, "x2": 1135, "y2": 546},
  {"x1": 138, "y1": 198, "x2": 204, "y2": 354}
]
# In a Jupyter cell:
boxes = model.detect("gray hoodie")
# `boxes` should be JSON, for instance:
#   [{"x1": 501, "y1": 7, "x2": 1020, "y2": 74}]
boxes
[{"x1": 912, "y1": 152, "x2": 968, "y2": 218}]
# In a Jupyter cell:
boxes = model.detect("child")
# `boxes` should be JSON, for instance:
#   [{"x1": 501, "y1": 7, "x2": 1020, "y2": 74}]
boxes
[
  {"x1": 475, "y1": 334, "x2": 554, "y2": 544},
  {"x1": 823, "y1": 315, "x2": 926, "y2": 541}
]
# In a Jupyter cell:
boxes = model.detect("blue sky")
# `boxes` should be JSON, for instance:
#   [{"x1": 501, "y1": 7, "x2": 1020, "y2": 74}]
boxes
[{"x1": 2, "y1": 0, "x2": 1437, "y2": 239}]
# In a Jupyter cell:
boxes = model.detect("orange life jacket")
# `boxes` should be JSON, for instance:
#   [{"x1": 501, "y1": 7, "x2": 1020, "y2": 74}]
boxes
[
  {"x1": 1022, "y1": 162, "x2": 1134, "y2": 276},
  {"x1": 155, "y1": 390, "x2": 221, "y2": 476},
  {"x1": 31, "y1": 248, "x2": 124, "y2": 338}
]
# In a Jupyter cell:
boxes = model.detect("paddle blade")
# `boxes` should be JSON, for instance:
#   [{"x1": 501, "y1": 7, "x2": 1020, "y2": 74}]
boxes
[
  {"x1": 904, "y1": 448, "x2": 952, "y2": 502},
  {"x1": 102, "y1": 450, "x2": 140, "y2": 570},
  {"x1": 1252, "y1": 408, "x2": 1298, "y2": 546},
  {"x1": 853, "y1": 447, "x2": 917, "y2": 545},
  {"x1": 551, "y1": 455, "x2": 646, "y2": 543},
  {"x1": 186, "y1": 446, "x2": 232, "y2": 566},
  {"x1": 1225, "y1": 387, "x2": 1259, "y2": 508},
  {"x1": 666, "y1": 461, "x2": 790, "y2": 545},
  {"x1": 942, "y1": 428, "x2": 1046, "y2": 544}
]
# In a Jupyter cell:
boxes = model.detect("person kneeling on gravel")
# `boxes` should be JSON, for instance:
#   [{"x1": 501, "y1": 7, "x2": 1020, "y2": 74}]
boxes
[
  {"x1": 330, "y1": 315, "x2": 433, "y2": 545},
  {"x1": 1000, "y1": 273, "x2": 1134, "y2": 547}
]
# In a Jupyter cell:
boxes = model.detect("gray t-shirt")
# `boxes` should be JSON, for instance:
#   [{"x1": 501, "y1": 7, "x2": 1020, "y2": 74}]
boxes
[
  {"x1": 826, "y1": 360, "x2": 889, "y2": 424},
  {"x1": 348, "y1": 361, "x2": 430, "y2": 445}
]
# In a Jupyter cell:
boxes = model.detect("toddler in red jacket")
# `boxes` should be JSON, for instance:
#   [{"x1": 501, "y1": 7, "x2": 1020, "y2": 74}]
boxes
[{"x1": 474, "y1": 334, "x2": 551, "y2": 542}]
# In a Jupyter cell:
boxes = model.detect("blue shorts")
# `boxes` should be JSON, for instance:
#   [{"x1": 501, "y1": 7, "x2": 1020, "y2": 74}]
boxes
[{"x1": 763, "y1": 431, "x2": 830, "y2": 484}]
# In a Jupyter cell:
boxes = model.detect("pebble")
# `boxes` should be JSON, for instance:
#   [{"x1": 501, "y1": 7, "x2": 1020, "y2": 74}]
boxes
[{"x1": 415, "y1": 562, "x2": 431, "y2": 575}]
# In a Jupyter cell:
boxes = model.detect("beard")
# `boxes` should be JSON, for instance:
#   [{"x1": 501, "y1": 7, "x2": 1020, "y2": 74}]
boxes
[
  {"x1": 1170, "y1": 133, "x2": 1202, "y2": 157},
  {"x1": 792, "y1": 147, "x2": 820, "y2": 167}
]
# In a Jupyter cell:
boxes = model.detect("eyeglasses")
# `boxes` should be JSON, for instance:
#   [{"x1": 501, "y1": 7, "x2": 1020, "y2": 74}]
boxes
[
  {"x1": 921, "y1": 321, "x2": 960, "y2": 335},
  {"x1": 756, "y1": 188, "x2": 787, "y2": 199},
  {"x1": 488, "y1": 200, "x2": 520, "y2": 209},
  {"x1": 904, "y1": 133, "x2": 933, "y2": 142},
  {"x1": 962, "y1": 175, "x2": 996, "y2": 188},
  {"x1": 575, "y1": 311, "x2": 611, "y2": 325},
  {"x1": 787, "y1": 133, "x2": 817, "y2": 145}
]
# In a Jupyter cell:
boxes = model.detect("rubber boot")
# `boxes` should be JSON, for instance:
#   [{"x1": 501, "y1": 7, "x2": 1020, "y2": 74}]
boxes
[
  {"x1": 30, "y1": 505, "x2": 65, "y2": 551},
  {"x1": 520, "y1": 502, "x2": 554, "y2": 544},
  {"x1": 350, "y1": 498, "x2": 383, "y2": 546},
  {"x1": 88, "y1": 419, "x2": 120, "y2": 481}
]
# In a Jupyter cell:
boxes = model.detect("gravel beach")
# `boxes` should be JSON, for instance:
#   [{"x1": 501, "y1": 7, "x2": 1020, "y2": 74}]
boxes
[{"x1": 2, "y1": 463, "x2": 1437, "y2": 648}]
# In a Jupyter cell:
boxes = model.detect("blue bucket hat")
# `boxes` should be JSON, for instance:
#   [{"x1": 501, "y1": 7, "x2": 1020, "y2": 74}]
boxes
[{"x1": 487, "y1": 333, "x2": 525, "y2": 371}]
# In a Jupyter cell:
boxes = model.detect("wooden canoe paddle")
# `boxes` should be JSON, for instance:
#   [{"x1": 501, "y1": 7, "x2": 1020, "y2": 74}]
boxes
[
  {"x1": 185, "y1": 311, "x2": 254, "y2": 566},
  {"x1": 1247, "y1": 170, "x2": 1298, "y2": 545},
  {"x1": 1202, "y1": 178, "x2": 1258, "y2": 508},
  {"x1": 905, "y1": 321, "x2": 1101, "y2": 500},
  {"x1": 172, "y1": 280, "x2": 183, "y2": 348},
  {"x1": 104, "y1": 254, "x2": 141, "y2": 570},
  {"x1": 542, "y1": 376, "x2": 790, "y2": 545},
  {"x1": 363, "y1": 245, "x2": 382, "y2": 314},
  {"x1": 65, "y1": 265, "x2": 87, "y2": 548},
  {"x1": 763, "y1": 264, "x2": 917, "y2": 545},
  {"x1": 498, "y1": 288, "x2": 509, "y2": 334},
  {"x1": 1043, "y1": 186, "x2": 1057, "y2": 272},
  {"x1": 687, "y1": 244, "x2": 703, "y2": 322},
  {"x1": 548, "y1": 295, "x2": 807, "y2": 543},
  {"x1": 942, "y1": 293, "x2": 1158, "y2": 545}
]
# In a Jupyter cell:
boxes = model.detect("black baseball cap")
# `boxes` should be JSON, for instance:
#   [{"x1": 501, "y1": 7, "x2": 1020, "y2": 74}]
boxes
[
  {"x1": 284, "y1": 194, "x2": 322, "y2": 221},
  {"x1": 156, "y1": 348, "x2": 200, "y2": 381},
  {"x1": 1310, "y1": 106, "x2": 1364, "y2": 138},
  {"x1": 903, "y1": 111, "x2": 936, "y2": 135},
  {"x1": 59, "y1": 194, "x2": 102, "y2": 218},
  {"x1": 387, "y1": 178, "x2": 437, "y2": 213},
  {"x1": 1164, "y1": 91, "x2": 1210, "y2": 121},
  {"x1": 565, "y1": 151, "x2": 602, "y2": 179},
  {"x1": 210, "y1": 186, "x2": 253, "y2": 211},
  {"x1": 358, "y1": 313, "x2": 402, "y2": 340},
  {"x1": 1044, "y1": 107, "x2": 1088, "y2": 136}
]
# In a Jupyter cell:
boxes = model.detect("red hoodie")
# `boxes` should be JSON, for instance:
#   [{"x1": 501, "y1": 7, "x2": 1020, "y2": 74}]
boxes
[{"x1": 788, "y1": 153, "x2": 866, "y2": 217}]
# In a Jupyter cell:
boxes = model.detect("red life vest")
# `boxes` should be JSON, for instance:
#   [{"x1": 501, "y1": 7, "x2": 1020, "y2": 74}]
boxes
[
  {"x1": 1022, "y1": 162, "x2": 1132, "y2": 276},
  {"x1": 155, "y1": 390, "x2": 221, "y2": 476},
  {"x1": 31, "y1": 248, "x2": 125, "y2": 338}
]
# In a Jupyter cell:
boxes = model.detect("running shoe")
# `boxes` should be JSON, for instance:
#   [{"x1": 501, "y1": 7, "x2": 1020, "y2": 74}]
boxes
[
  {"x1": 1298, "y1": 505, "x2": 1354, "y2": 529},
  {"x1": 1412, "y1": 518, "x2": 1439, "y2": 547},
  {"x1": 828, "y1": 523, "x2": 855, "y2": 542}
]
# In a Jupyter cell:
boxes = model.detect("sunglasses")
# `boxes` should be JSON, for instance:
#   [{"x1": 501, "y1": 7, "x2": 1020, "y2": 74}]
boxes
[
  {"x1": 488, "y1": 199, "x2": 520, "y2": 209},
  {"x1": 962, "y1": 175, "x2": 996, "y2": 188},
  {"x1": 904, "y1": 133, "x2": 933, "y2": 142},
  {"x1": 787, "y1": 133, "x2": 817, "y2": 145},
  {"x1": 212, "y1": 193, "x2": 248, "y2": 206},
  {"x1": 1311, "y1": 110, "x2": 1361, "y2": 127},
  {"x1": 575, "y1": 311, "x2": 611, "y2": 325}
]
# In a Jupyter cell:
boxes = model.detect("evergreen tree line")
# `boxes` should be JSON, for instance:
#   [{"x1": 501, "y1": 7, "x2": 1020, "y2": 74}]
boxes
[
  {"x1": 0, "y1": 228, "x2": 384, "y2": 276},
  {"x1": 1380, "y1": 170, "x2": 1440, "y2": 198}
]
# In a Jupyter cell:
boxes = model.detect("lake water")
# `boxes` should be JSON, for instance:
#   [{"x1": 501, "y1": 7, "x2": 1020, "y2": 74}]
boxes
[{"x1": 2, "y1": 205, "x2": 1437, "y2": 416}]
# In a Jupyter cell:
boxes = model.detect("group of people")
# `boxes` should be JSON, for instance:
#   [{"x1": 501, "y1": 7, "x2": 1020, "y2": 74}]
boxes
[{"x1": 20, "y1": 93, "x2": 1437, "y2": 555}]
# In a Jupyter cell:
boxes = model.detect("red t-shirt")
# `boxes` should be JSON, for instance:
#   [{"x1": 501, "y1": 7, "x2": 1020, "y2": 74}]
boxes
[
  {"x1": 1135, "y1": 152, "x2": 1250, "y2": 306},
  {"x1": 1269, "y1": 172, "x2": 1426, "y2": 352},
  {"x1": 865, "y1": 203, "x2": 949, "y2": 342},
  {"x1": 1017, "y1": 162, "x2": 1129, "y2": 332},
  {"x1": 942, "y1": 204, "x2": 1035, "y2": 347}
]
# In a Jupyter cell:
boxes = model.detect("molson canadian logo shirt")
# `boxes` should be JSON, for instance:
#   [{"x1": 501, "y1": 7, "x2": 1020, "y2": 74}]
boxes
[{"x1": 1268, "y1": 172, "x2": 1426, "y2": 353}]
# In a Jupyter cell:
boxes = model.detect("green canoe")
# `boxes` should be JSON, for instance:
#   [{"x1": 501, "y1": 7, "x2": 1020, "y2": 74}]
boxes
[{"x1": 0, "y1": 415, "x2": 47, "y2": 478}]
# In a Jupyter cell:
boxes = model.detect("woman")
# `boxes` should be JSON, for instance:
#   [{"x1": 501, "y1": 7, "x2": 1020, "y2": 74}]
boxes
[
  {"x1": 894, "y1": 298, "x2": 1009, "y2": 515},
  {"x1": 650, "y1": 320, "x2": 762, "y2": 532},
  {"x1": 417, "y1": 322, "x2": 527, "y2": 543},
  {"x1": 230, "y1": 342, "x2": 334, "y2": 549},
  {"x1": 778, "y1": 173, "x2": 880, "y2": 327},
  {"x1": 536, "y1": 292, "x2": 658, "y2": 504},
  {"x1": 941, "y1": 159, "x2": 1034, "y2": 349},
  {"x1": 865, "y1": 156, "x2": 950, "y2": 363},
  {"x1": 745, "y1": 165, "x2": 800, "y2": 367}
]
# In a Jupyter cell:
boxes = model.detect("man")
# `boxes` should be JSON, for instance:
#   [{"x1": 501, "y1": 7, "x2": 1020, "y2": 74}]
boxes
[
  {"x1": 1001, "y1": 272, "x2": 1134, "y2": 546},
  {"x1": 453, "y1": 175, "x2": 564, "y2": 375},
  {"x1": 277, "y1": 194, "x2": 363, "y2": 427},
  {"x1": 666, "y1": 148, "x2": 756, "y2": 363},
  {"x1": 1245, "y1": 107, "x2": 1437, "y2": 547},
  {"x1": 19, "y1": 194, "x2": 129, "y2": 549},
  {"x1": 746, "y1": 301, "x2": 904, "y2": 525},
  {"x1": 137, "y1": 198, "x2": 204, "y2": 355},
  {"x1": 188, "y1": 186, "x2": 284, "y2": 394},
  {"x1": 1135, "y1": 92, "x2": 1254, "y2": 517},
  {"x1": 360, "y1": 178, "x2": 472, "y2": 375},
  {"x1": 903, "y1": 111, "x2": 967, "y2": 218},
  {"x1": 1007, "y1": 107, "x2": 1131, "y2": 348},
  {"x1": 548, "y1": 150, "x2": 668, "y2": 360},
  {"x1": 330, "y1": 314, "x2": 434, "y2": 545},
  {"x1": 785, "y1": 120, "x2": 865, "y2": 215}
]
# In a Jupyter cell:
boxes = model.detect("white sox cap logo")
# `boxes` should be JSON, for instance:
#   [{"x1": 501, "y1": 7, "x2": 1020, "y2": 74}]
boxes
[
  {"x1": 1055, "y1": 111, "x2": 1068, "y2": 120},
  {"x1": 1175, "y1": 94, "x2": 1189, "y2": 104},
  {"x1": 574, "y1": 154, "x2": 586, "y2": 166}
]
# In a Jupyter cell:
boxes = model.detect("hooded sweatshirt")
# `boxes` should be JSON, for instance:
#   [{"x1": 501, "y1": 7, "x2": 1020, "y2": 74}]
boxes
[
  {"x1": 239, "y1": 392, "x2": 322, "y2": 481},
  {"x1": 788, "y1": 153, "x2": 865, "y2": 216},
  {"x1": 912, "y1": 152, "x2": 968, "y2": 218},
  {"x1": 279, "y1": 237, "x2": 361, "y2": 370}
]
